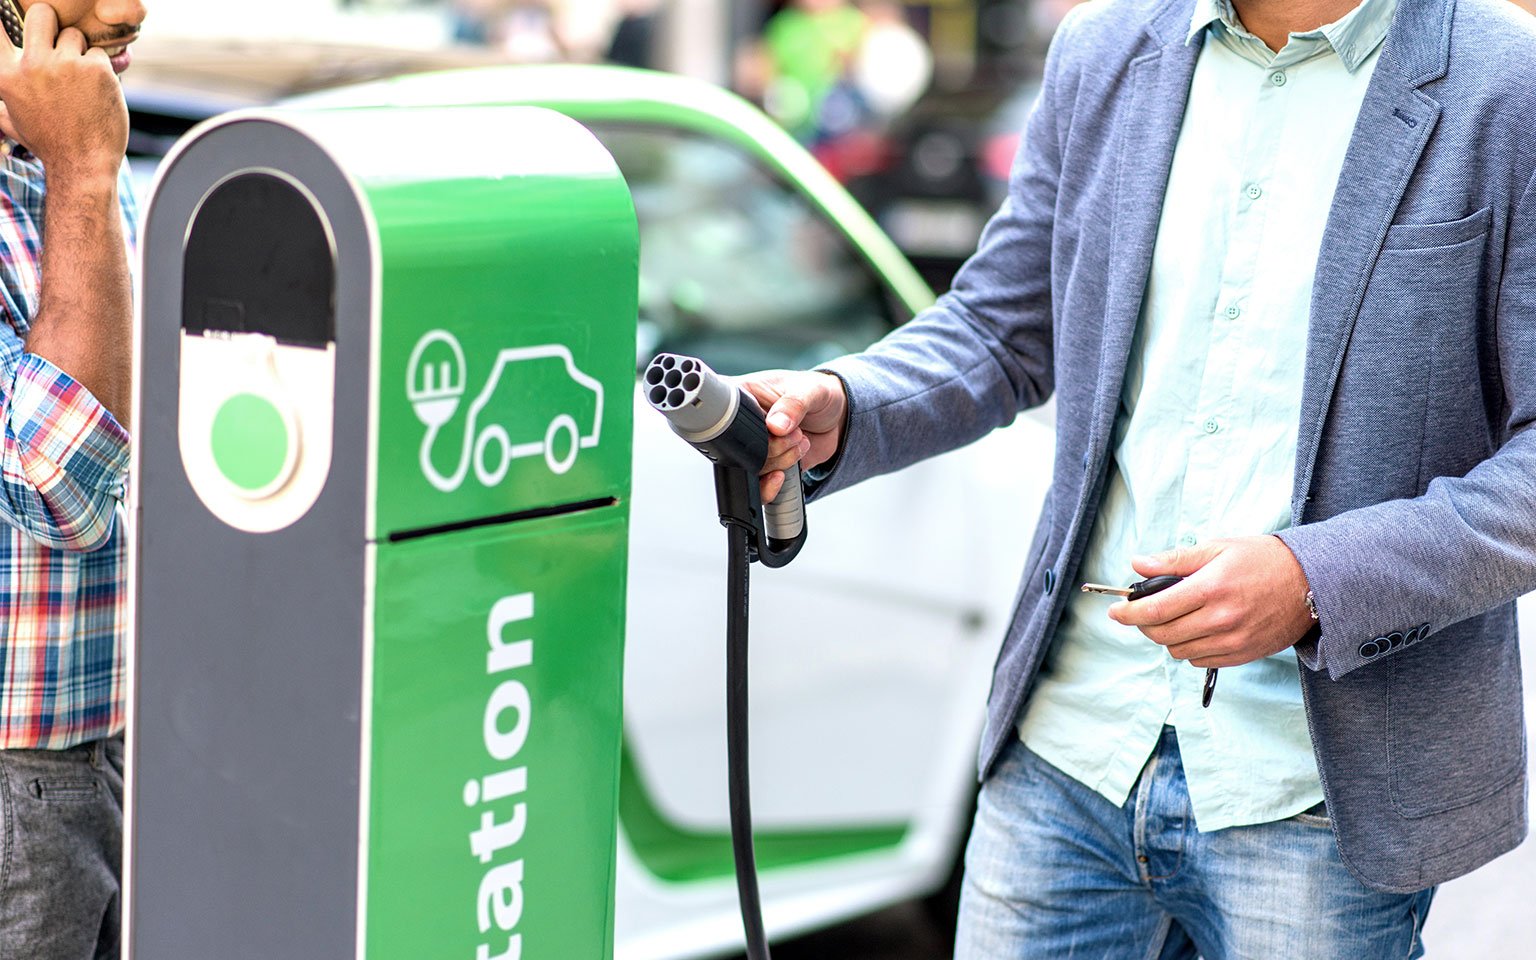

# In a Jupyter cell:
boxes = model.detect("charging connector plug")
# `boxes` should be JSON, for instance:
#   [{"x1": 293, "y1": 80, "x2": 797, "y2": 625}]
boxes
[{"x1": 644, "y1": 353, "x2": 807, "y2": 567}]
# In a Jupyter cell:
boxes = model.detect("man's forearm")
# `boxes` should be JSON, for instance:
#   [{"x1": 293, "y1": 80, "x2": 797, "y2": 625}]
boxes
[{"x1": 25, "y1": 169, "x2": 132, "y2": 428}]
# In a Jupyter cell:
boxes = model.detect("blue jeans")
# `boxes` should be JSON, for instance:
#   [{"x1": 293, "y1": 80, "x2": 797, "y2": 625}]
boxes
[
  {"x1": 0, "y1": 737, "x2": 123, "y2": 959},
  {"x1": 956, "y1": 727, "x2": 1434, "y2": 960}
]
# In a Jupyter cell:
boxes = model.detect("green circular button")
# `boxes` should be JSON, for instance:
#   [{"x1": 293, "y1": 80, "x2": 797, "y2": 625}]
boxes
[{"x1": 211, "y1": 392, "x2": 291, "y2": 494}]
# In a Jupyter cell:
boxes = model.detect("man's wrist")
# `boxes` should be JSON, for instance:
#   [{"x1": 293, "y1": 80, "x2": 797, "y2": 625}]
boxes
[
  {"x1": 1268, "y1": 533, "x2": 1317, "y2": 643},
  {"x1": 808, "y1": 368, "x2": 852, "y2": 480},
  {"x1": 816, "y1": 369, "x2": 850, "y2": 425},
  {"x1": 40, "y1": 160, "x2": 121, "y2": 196}
]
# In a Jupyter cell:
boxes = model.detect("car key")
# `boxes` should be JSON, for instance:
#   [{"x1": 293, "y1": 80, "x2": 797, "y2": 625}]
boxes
[
  {"x1": 1081, "y1": 576, "x2": 1220, "y2": 708},
  {"x1": 1081, "y1": 575, "x2": 1184, "y2": 601}
]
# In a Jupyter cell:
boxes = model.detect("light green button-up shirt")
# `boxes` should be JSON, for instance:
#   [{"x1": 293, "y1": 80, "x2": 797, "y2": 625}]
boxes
[{"x1": 1017, "y1": 0, "x2": 1397, "y2": 832}]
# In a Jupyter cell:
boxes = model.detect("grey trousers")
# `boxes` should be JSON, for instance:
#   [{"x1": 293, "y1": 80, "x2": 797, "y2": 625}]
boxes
[{"x1": 0, "y1": 737, "x2": 123, "y2": 960}]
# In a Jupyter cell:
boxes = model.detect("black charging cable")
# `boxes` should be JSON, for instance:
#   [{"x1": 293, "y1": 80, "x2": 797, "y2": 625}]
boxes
[
  {"x1": 644, "y1": 352, "x2": 809, "y2": 960},
  {"x1": 726, "y1": 521, "x2": 771, "y2": 960}
]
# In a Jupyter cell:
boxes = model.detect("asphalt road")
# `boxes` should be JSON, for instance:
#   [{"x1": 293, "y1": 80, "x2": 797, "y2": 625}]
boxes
[
  {"x1": 727, "y1": 598, "x2": 1536, "y2": 960},
  {"x1": 724, "y1": 902, "x2": 951, "y2": 960}
]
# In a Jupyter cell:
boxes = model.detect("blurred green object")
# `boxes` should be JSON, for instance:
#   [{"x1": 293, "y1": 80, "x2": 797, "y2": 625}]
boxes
[{"x1": 760, "y1": 1, "x2": 868, "y2": 139}]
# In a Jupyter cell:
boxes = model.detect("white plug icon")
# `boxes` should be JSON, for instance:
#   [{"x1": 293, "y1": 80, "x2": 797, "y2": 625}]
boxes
[{"x1": 406, "y1": 330, "x2": 467, "y2": 429}]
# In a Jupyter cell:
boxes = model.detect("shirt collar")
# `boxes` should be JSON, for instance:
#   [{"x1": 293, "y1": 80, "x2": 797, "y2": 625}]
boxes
[{"x1": 1186, "y1": 0, "x2": 1398, "y2": 72}]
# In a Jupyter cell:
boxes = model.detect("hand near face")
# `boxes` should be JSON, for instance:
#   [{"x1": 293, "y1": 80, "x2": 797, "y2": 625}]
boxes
[
  {"x1": 0, "y1": 2, "x2": 132, "y2": 179},
  {"x1": 1108, "y1": 535, "x2": 1316, "y2": 668}
]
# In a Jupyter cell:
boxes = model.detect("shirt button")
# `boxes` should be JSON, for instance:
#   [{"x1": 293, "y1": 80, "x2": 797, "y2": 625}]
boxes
[
  {"x1": 1179, "y1": 533, "x2": 1197, "y2": 547},
  {"x1": 1224, "y1": 304, "x2": 1241, "y2": 320},
  {"x1": 1203, "y1": 417, "x2": 1221, "y2": 434},
  {"x1": 1245, "y1": 183, "x2": 1263, "y2": 200},
  {"x1": 1270, "y1": 70, "x2": 1287, "y2": 86}
]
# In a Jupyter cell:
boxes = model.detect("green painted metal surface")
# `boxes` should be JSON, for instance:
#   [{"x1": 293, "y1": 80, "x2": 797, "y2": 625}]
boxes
[
  {"x1": 302, "y1": 105, "x2": 640, "y2": 540},
  {"x1": 618, "y1": 746, "x2": 909, "y2": 885},
  {"x1": 367, "y1": 506, "x2": 628, "y2": 958}
]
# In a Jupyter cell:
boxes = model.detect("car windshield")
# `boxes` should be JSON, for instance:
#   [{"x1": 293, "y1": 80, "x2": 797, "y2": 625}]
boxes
[{"x1": 588, "y1": 123, "x2": 900, "y2": 376}]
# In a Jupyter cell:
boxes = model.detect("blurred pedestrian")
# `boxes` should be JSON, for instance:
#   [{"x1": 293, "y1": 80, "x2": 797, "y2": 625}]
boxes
[{"x1": 754, "y1": 0, "x2": 869, "y2": 141}]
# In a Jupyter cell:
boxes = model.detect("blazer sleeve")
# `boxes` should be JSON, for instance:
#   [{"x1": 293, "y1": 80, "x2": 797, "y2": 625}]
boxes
[
  {"x1": 1278, "y1": 167, "x2": 1536, "y2": 680},
  {"x1": 804, "y1": 9, "x2": 1079, "y2": 499}
]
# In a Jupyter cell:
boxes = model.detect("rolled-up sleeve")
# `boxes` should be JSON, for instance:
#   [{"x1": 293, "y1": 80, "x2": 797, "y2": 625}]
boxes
[{"x1": 0, "y1": 347, "x2": 128, "y2": 551}]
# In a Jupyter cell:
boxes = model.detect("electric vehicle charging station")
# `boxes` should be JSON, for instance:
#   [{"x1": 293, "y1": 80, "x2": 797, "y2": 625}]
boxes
[{"x1": 128, "y1": 103, "x2": 638, "y2": 959}]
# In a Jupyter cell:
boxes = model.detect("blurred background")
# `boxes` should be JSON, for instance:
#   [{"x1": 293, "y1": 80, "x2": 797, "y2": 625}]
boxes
[
  {"x1": 130, "y1": 0, "x2": 1536, "y2": 294},
  {"x1": 131, "y1": 0, "x2": 1080, "y2": 291}
]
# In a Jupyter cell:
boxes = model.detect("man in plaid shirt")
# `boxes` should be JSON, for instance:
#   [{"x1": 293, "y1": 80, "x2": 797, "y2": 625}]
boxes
[{"x1": 0, "y1": 0, "x2": 146, "y2": 956}]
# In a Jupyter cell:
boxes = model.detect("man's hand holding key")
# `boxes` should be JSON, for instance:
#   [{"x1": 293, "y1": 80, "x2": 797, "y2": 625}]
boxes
[{"x1": 1103, "y1": 534, "x2": 1317, "y2": 669}]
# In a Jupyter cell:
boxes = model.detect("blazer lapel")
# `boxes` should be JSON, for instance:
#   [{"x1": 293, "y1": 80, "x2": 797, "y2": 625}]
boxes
[
  {"x1": 1292, "y1": 0, "x2": 1451, "y2": 518},
  {"x1": 1088, "y1": 29, "x2": 1202, "y2": 464}
]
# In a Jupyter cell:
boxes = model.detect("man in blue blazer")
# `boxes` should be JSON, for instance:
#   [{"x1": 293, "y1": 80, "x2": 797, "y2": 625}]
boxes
[{"x1": 747, "y1": 0, "x2": 1536, "y2": 954}]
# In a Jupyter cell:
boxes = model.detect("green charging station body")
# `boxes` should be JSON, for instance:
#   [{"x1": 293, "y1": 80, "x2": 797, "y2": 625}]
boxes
[{"x1": 130, "y1": 105, "x2": 638, "y2": 959}]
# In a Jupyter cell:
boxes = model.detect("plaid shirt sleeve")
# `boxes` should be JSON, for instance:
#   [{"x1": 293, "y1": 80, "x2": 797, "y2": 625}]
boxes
[
  {"x1": 0, "y1": 160, "x2": 133, "y2": 553},
  {"x1": 0, "y1": 153, "x2": 137, "y2": 749},
  {"x1": 0, "y1": 332, "x2": 129, "y2": 551}
]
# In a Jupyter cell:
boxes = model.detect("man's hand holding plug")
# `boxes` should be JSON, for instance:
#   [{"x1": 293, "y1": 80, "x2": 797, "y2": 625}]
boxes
[{"x1": 740, "y1": 371, "x2": 847, "y2": 503}]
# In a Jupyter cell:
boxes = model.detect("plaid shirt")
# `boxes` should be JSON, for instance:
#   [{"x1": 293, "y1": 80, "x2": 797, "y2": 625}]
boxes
[{"x1": 0, "y1": 147, "x2": 137, "y2": 749}]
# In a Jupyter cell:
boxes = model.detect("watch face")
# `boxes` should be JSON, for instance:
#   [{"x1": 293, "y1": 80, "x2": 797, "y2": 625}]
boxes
[{"x1": 0, "y1": 0, "x2": 20, "y2": 47}]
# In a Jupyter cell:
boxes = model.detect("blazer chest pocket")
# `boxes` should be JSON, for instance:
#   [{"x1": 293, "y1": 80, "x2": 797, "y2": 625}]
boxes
[
  {"x1": 1380, "y1": 206, "x2": 1491, "y2": 251},
  {"x1": 1364, "y1": 206, "x2": 1489, "y2": 356},
  {"x1": 1331, "y1": 208, "x2": 1491, "y2": 502}
]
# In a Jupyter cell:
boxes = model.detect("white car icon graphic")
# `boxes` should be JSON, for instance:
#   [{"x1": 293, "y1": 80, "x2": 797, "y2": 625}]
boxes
[{"x1": 408, "y1": 330, "x2": 603, "y2": 491}]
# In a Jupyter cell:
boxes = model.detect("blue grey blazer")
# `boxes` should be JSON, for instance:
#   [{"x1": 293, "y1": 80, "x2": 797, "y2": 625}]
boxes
[{"x1": 811, "y1": 0, "x2": 1536, "y2": 892}]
